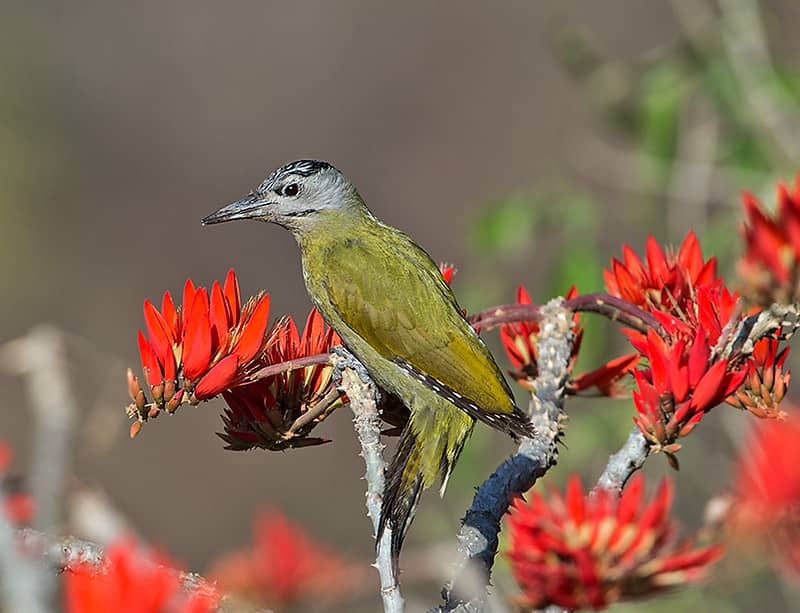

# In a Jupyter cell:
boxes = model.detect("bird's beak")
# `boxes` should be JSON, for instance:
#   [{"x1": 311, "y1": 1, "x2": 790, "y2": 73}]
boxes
[{"x1": 202, "y1": 193, "x2": 272, "y2": 225}]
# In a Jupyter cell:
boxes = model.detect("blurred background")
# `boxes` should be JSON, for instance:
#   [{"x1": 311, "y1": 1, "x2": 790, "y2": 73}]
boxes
[{"x1": 2, "y1": 0, "x2": 800, "y2": 611}]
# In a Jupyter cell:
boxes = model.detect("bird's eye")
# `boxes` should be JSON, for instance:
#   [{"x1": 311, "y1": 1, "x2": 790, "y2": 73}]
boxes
[{"x1": 284, "y1": 183, "x2": 299, "y2": 197}]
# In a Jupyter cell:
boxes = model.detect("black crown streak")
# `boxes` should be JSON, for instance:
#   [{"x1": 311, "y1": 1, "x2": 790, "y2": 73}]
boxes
[{"x1": 259, "y1": 159, "x2": 332, "y2": 193}]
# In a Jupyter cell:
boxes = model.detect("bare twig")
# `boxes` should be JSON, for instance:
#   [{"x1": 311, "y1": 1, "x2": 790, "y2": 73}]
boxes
[
  {"x1": 332, "y1": 353, "x2": 404, "y2": 613},
  {"x1": 436, "y1": 298, "x2": 576, "y2": 612},
  {"x1": 250, "y1": 352, "x2": 331, "y2": 381},
  {"x1": 716, "y1": 302, "x2": 800, "y2": 361},
  {"x1": 467, "y1": 292, "x2": 661, "y2": 335},
  {"x1": 595, "y1": 428, "x2": 650, "y2": 494}
]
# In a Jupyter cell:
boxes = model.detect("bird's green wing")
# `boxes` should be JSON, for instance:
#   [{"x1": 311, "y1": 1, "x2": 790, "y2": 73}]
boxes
[{"x1": 321, "y1": 229, "x2": 517, "y2": 416}]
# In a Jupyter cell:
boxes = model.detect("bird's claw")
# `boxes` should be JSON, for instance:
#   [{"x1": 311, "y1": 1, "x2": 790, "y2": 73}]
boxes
[
  {"x1": 331, "y1": 346, "x2": 372, "y2": 384},
  {"x1": 331, "y1": 346, "x2": 382, "y2": 403}
]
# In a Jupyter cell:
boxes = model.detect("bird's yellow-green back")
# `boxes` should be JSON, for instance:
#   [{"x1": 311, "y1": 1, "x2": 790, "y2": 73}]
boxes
[{"x1": 298, "y1": 207, "x2": 520, "y2": 422}]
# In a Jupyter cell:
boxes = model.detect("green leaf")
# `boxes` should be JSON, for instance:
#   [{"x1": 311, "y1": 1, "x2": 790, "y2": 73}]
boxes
[{"x1": 468, "y1": 193, "x2": 539, "y2": 256}]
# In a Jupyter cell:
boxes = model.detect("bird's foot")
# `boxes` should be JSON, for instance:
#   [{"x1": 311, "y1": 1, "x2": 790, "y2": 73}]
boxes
[
  {"x1": 331, "y1": 346, "x2": 382, "y2": 403},
  {"x1": 331, "y1": 346, "x2": 372, "y2": 385}
]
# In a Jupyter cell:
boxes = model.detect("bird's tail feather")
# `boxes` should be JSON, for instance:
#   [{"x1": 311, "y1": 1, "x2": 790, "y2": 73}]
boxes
[{"x1": 377, "y1": 406, "x2": 473, "y2": 574}]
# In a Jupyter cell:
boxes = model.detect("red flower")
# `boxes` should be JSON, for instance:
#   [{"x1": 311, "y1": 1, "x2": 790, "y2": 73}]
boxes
[
  {"x1": 439, "y1": 262, "x2": 456, "y2": 285},
  {"x1": 631, "y1": 327, "x2": 745, "y2": 460},
  {"x1": 604, "y1": 231, "x2": 720, "y2": 316},
  {"x1": 507, "y1": 474, "x2": 723, "y2": 610},
  {"x1": 0, "y1": 442, "x2": 35, "y2": 525},
  {"x1": 605, "y1": 235, "x2": 766, "y2": 459},
  {"x1": 727, "y1": 338, "x2": 791, "y2": 419},
  {"x1": 208, "y1": 510, "x2": 355, "y2": 608},
  {"x1": 218, "y1": 308, "x2": 344, "y2": 451},
  {"x1": 127, "y1": 270, "x2": 275, "y2": 437},
  {"x1": 738, "y1": 176, "x2": 800, "y2": 305},
  {"x1": 64, "y1": 538, "x2": 218, "y2": 613},
  {"x1": 500, "y1": 285, "x2": 638, "y2": 396},
  {"x1": 730, "y1": 412, "x2": 800, "y2": 577}
]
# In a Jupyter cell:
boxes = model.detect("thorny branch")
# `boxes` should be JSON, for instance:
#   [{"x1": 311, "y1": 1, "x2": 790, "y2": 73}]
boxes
[
  {"x1": 332, "y1": 351, "x2": 405, "y2": 613},
  {"x1": 435, "y1": 299, "x2": 576, "y2": 613}
]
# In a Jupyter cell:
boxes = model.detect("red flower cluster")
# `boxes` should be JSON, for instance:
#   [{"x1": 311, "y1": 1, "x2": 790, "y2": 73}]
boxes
[
  {"x1": 127, "y1": 271, "x2": 346, "y2": 448},
  {"x1": 500, "y1": 285, "x2": 638, "y2": 396},
  {"x1": 507, "y1": 475, "x2": 723, "y2": 610},
  {"x1": 219, "y1": 308, "x2": 343, "y2": 451},
  {"x1": 630, "y1": 329, "x2": 746, "y2": 459},
  {"x1": 604, "y1": 232, "x2": 721, "y2": 316},
  {"x1": 605, "y1": 232, "x2": 788, "y2": 456},
  {"x1": 0, "y1": 442, "x2": 35, "y2": 525},
  {"x1": 739, "y1": 176, "x2": 800, "y2": 305},
  {"x1": 65, "y1": 538, "x2": 218, "y2": 613},
  {"x1": 730, "y1": 411, "x2": 800, "y2": 577},
  {"x1": 127, "y1": 270, "x2": 273, "y2": 434},
  {"x1": 208, "y1": 510, "x2": 355, "y2": 609}
]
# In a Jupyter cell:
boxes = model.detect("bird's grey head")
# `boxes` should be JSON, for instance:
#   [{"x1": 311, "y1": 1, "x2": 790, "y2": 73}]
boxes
[{"x1": 202, "y1": 160, "x2": 361, "y2": 230}]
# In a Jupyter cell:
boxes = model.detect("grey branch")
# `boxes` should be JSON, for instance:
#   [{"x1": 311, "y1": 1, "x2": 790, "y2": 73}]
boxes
[
  {"x1": 595, "y1": 428, "x2": 650, "y2": 494},
  {"x1": 332, "y1": 351, "x2": 405, "y2": 613},
  {"x1": 436, "y1": 298, "x2": 576, "y2": 613},
  {"x1": 716, "y1": 302, "x2": 800, "y2": 361},
  {"x1": 13, "y1": 528, "x2": 259, "y2": 613}
]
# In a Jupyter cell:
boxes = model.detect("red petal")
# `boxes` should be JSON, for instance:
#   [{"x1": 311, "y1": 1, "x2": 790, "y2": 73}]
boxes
[
  {"x1": 516, "y1": 285, "x2": 533, "y2": 305},
  {"x1": 612, "y1": 259, "x2": 644, "y2": 305},
  {"x1": 223, "y1": 269, "x2": 241, "y2": 326},
  {"x1": 143, "y1": 301, "x2": 173, "y2": 362},
  {"x1": 690, "y1": 359, "x2": 728, "y2": 411},
  {"x1": 622, "y1": 244, "x2": 646, "y2": 281},
  {"x1": 565, "y1": 475, "x2": 586, "y2": 524},
  {"x1": 161, "y1": 291, "x2": 180, "y2": 339},
  {"x1": 137, "y1": 330, "x2": 163, "y2": 386},
  {"x1": 182, "y1": 278, "x2": 197, "y2": 331},
  {"x1": 209, "y1": 281, "x2": 232, "y2": 350},
  {"x1": 500, "y1": 325, "x2": 524, "y2": 368},
  {"x1": 669, "y1": 344, "x2": 689, "y2": 403},
  {"x1": 677, "y1": 231, "x2": 703, "y2": 280},
  {"x1": 647, "y1": 330, "x2": 670, "y2": 394},
  {"x1": 233, "y1": 294, "x2": 271, "y2": 364},
  {"x1": 687, "y1": 329, "x2": 710, "y2": 388},
  {"x1": 183, "y1": 289, "x2": 211, "y2": 381},
  {"x1": 617, "y1": 473, "x2": 644, "y2": 525},
  {"x1": 571, "y1": 353, "x2": 639, "y2": 396},
  {"x1": 301, "y1": 308, "x2": 326, "y2": 354},
  {"x1": 695, "y1": 258, "x2": 718, "y2": 289},
  {"x1": 646, "y1": 235, "x2": 669, "y2": 284},
  {"x1": 194, "y1": 354, "x2": 238, "y2": 399},
  {"x1": 603, "y1": 268, "x2": 619, "y2": 295}
]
